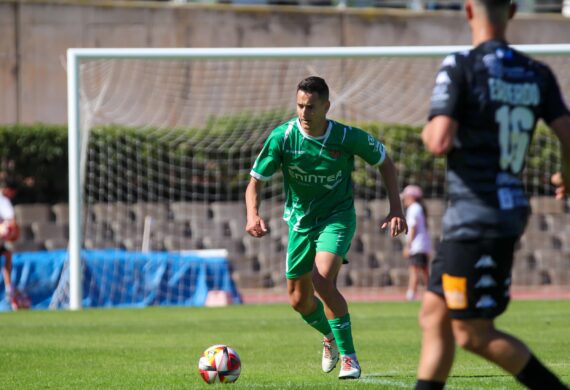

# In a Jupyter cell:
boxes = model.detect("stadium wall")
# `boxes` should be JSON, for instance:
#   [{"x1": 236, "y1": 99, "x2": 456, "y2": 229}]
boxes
[{"x1": 0, "y1": 0, "x2": 569, "y2": 124}]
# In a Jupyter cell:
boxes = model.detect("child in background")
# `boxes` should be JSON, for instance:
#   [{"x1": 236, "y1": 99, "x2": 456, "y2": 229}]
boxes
[{"x1": 401, "y1": 185, "x2": 431, "y2": 301}]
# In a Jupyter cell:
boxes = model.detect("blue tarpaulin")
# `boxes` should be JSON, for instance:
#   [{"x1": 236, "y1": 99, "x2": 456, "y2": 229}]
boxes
[{"x1": 0, "y1": 249, "x2": 241, "y2": 311}]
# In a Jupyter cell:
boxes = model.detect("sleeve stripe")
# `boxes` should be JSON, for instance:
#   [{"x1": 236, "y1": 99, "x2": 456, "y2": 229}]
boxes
[
  {"x1": 371, "y1": 149, "x2": 387, "y2": 167},
  {"x1": 250, "y1": 170, "x2": 273, "y2": 181}
]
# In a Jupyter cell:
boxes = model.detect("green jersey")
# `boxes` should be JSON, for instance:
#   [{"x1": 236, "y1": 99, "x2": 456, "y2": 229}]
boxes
[{"x1": 250, "y1": 118, "x2": 387, "y2": 232}]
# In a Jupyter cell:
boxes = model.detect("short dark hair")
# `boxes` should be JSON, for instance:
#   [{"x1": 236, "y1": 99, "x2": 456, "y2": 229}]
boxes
[{"x1": 297, "y1": 76, "x2": 329, "y2": 101}]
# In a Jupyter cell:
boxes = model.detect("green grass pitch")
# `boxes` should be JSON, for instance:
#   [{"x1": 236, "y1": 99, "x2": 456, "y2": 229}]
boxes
[{"x1": 0, "y1": 300, "x2": 568, "y2": 389}]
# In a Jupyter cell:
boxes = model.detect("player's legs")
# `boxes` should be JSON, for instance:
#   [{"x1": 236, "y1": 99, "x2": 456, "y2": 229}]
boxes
[
  {"x1": 287, "y1": 272, "x2": 317, "y2": 316},
  {"x1": 416, "y1": 291, "x2": 455, "y2": 384},
  {"x1": 313, "y1": 251, "x2": 346, "y2": 318},
  {"x1": 313, "y1": 216, "x2": 359, "y2": 379},
  {"x1": 285, "y1": 229, "x2": 335, "y2": 349},
  {"x1": 451, "y1": 318, "x2": 529, "y2": 373},
  {"x1": 314, "y1": 252, "x2": 359, "y2": 379}
]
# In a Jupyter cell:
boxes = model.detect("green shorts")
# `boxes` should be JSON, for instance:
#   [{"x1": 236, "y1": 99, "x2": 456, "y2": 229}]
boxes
[{"x1": 285, "y1": 211, "x2": 356, "y2": 280}]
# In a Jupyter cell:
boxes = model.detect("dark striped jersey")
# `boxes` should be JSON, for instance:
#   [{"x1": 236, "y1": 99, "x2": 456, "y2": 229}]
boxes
[{"x1": 428, "y1": 39, "x2": 569, "y2": 239}]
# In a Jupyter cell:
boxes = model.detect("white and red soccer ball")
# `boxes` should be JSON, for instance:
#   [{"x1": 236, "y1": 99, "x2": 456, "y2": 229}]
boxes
[{"x1": 198, "y1": 344, "x2": 241, "y2": 384}]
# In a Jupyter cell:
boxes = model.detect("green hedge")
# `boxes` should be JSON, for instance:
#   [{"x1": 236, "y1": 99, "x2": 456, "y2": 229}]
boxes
[{"x1": 0, "y1": 120, "x2": 560, "y2": 204}]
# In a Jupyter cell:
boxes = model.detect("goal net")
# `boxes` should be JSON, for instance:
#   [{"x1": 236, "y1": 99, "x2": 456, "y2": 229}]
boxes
[{"x1": 60, "y1": 46, "x2": 570, "y2": 309}]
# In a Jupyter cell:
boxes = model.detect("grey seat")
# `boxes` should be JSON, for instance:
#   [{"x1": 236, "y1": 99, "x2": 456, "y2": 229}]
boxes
[
  {"x1": 210, "y1": 201, "x2": 246, "y2": 223},
  {"x1": 11, "y1": 240, "x2": 45, "y2": 252},
  {"x1": 44, "y1": 238, "x2": 68, "y2": 250},
  {"x1": 15, "y1": 204, "x2": 52, "y2": 224},
  {"x1": 129, "y1": 202, "x2": 170, "y2": 223},
  {"x1": 31, "y1": 222, "x2": 67, "y2": 242},
  {"x1": 89, "y1": 202, "x2": 130, "y2": 223},
  {"x1": 170, "y1": 202, "x2": 211, "y2": 222},
  {"x1": 52, "y1": 203, "x2": 69, "y2": 225},
  {"x1": 530, "y1": 196, "x2": 565, "y2": 214}
]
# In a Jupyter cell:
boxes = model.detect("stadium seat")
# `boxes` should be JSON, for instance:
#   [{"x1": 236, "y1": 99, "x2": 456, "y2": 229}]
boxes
[
  {"x1": 129, "y1": 202, "x2": 170, "y2": 222},
  {"x1": 367, "y1": 199, "x2": 389, "y2": 220},
  {"x1": 162, "y1": 235, "x2": 203, "y2": 251},
  {"x1": 210, "y1": 201, "x2": 246, "y2": 223},
  {"x1": 170, "y1": 202, "x2": 211, "y2": 222},
  {"x1": 89, "y1": 202, "x2": 130, "y2": 223},
  {"x1": 389, "y1": 268, "x2": 409, "y2": 287},
  {"x1": 202, "y1": 236, "x2": 245, "y2": 254},
  {"x1": 268, "y1": 218, "x2": 287, "y2": 238},
  {"x1": 424, "y1": 199, "x2": 446, "y2": 216},
  {"x1": 52, "y1": 203, "x2": 69, "y2": 225},
  {"x1": 11, "y1": 241, "x2": 45, "y2": 252},
  {"x1": 231, "y1": 270, "x2": 271, "y2": 289},
  {"x1": 543, "y1": 214, "x2": 568, "y2": 232},
  {"x1": 529, "y1": 196, "x2": 565, "y2": 214},
  {"x1": 189, "y1": 220, "x2": 228, "y2": 240},
  {"x1": 44, "y1": 238, "x2": 68, "y2": 250},
  {"x1": 348, "y1": 269, "x2": 375, "y2": 287},
  {"x1": 360, "y1": 232, "x2": 390, "y2": 253},
  {"x1": 84, "y1": 238, "x2": 119, "y2": 250},
  {"x1": 30, "y1": 222, "x2": 67, "y2": 242},
  {"x1": 354, "y1": 199, "x2": 371, "y2": 218},
  {"x1": 15, "y1": 204, "x2": 52, "y2": 224}
]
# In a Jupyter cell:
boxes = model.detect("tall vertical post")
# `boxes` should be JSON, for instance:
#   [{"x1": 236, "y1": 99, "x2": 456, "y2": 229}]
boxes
[{"x1": 67, "y1": 49, "x2": 82, "y2": 310}]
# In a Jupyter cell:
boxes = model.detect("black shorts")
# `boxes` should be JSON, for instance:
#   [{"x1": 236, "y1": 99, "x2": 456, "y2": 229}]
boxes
[
  {"x1": 428, "y1": 237, "x2": 517, "y2": 320},
  {"x1": 410, "y1": 253, "x2": 429, "y2": 268}
]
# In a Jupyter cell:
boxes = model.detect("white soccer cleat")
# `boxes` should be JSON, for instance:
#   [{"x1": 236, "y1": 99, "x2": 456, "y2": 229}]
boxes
[
  {"x1": 322, "y1": 337, "x2": 339, "y2": 373},
  {"x1": 338, "y1": 355, "x2": 361, "y2": 379}
]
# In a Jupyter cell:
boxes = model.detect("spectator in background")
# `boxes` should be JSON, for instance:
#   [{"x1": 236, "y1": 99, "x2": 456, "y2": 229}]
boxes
[
  {"x1": 0, "y1": 180, "x2": 21, "y2": 310},
  {"x1": 401, "y1": 185, "x2": 432, "y2": 301}
]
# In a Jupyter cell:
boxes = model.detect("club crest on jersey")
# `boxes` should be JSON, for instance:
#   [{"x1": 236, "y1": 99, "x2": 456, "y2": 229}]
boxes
[{"x1": 328, "y1": 149, "x2": 341, "y2": 159}]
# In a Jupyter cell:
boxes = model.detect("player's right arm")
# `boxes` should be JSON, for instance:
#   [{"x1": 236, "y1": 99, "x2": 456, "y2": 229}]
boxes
[
  {"x1": 422, "y1": 53, "x2": 464, "y2": 156},
  {"x1": 245, "y1": 177, "x2": 268, "y2": 238},
  {"x1": 422, "y1": 116, "x2": 457, "y2": 156},
  {"x1": 245, "y1": 127, "x2": 283, "y2": 238}
]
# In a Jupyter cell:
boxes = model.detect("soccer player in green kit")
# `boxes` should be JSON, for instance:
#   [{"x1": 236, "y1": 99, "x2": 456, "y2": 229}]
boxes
[{"x1": 245, "y1": 76, "x2": 408, "y2": 379}]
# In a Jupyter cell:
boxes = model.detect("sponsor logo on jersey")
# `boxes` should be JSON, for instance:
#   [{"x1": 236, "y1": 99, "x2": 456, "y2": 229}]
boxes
[
  {"x1": 475, "y1": 275, "x2": 497, "y2": 288},
  {"x1": 488, "y1": 78, "x2": 540, "y2": 106},
  {"x1": 442, "y1": 273, "x2": 467, "y2": 309},
  {"x1": 476, "y1": 295, "x2": 497, "y2": 309},
  {"x1": 288, "y1": 165, "x2": 343, "y2": 189},
  {"x1": 474, "y1": 255, "x2": 497, "y2": 269}
]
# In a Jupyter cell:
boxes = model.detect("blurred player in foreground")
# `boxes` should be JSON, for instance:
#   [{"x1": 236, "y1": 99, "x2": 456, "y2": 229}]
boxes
[
  {"x1": 416, "y1": 0, "x2": 570, "y2": 388},
  {"x1": 246, "y1": 76, "x2": 407, "y2": 379}
]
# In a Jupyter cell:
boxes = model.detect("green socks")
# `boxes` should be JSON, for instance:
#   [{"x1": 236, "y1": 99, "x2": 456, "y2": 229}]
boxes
[
  {"x1": 328, "y1": 313, "x2": 355, "y2": 355},
  {"x1": 301, "y1": 301, "x2": 356, "y2": 356},
  {"x1": 301, "y1": 299, "x2": 332, "y2": 336}
]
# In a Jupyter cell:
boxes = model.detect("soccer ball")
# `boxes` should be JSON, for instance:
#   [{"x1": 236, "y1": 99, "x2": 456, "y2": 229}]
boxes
[{"x1": 198, "y1": 344, "x2": 241, "y2": 384}]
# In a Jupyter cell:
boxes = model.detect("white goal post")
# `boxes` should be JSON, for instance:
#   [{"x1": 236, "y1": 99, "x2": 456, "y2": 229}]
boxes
[{"x1": 67, "y1": 44, "x2": 570, "y2": 310}]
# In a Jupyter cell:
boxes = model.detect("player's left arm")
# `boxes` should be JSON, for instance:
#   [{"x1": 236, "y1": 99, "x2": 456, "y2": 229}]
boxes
[
  {"x1": 378, "y1": 156, "x2": 408, "y2": 237},
  {"x1": 541, "y1": 67, "x2": 570, "y2": 199},
  {"x1": 548, "y1": 115, "x2": 570, "y2": 199}
]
